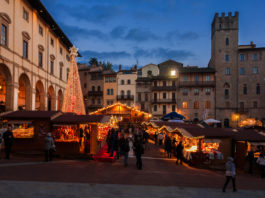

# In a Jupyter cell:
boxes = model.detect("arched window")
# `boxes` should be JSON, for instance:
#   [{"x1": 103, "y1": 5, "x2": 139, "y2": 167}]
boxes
[
  {"x1": 182, "y1": 101, "x2": 188, "y2": 109},
  {"x1": 97, "y1": 86, "x2": 101, "y2": 91},
  {"x1": 121, "y1": 90, "x2": 124, "y2": 95},
  {"x1": 127, "y1": 79, "x2": 131, "y2": 84},
  {"x1": 127, "y1": 90, "x2": 131, "y2": 96},
  {"x1": 226, "y1": 38, "x2": 229, "y2": 46},
  {"x1": 205, "y1": 101, "x2": 211, "y2": 109},
  {"x1": 194, "y1": 101, "x2": 199, "y2": 109}
]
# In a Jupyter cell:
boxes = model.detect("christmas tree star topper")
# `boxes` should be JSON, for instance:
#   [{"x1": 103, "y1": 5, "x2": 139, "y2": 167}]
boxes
[{"x1": 70, "y1": 46, "x2": 79, "y2": 57}]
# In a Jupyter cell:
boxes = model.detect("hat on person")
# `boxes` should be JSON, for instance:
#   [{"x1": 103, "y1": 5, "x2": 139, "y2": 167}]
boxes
[{"x1": 47, "y1": 133, "x2": 52, "y2": 137}]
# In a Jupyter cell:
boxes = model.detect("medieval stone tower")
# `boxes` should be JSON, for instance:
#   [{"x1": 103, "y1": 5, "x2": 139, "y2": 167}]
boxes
[{"x1": 209, "y1": 12, "x2": 239, "y2": 127}]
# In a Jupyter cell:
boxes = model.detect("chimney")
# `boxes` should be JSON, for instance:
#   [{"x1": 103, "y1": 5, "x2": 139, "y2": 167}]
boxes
[
  {"x1": 250, "y1": 41, "x2": 256, "y2": 48},
  {"x1": 228, "y1": 12, "x2": 232, "y2": 17},
  {"x1": 119, "y1": 64, "x2": 122, "y2": 71},
  {"x1": 221, "y1": 12, "x2": 225, "y2": 17}
]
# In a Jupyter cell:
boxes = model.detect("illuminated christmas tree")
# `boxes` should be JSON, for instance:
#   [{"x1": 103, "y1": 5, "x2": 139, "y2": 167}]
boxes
[{"x1": 61, "y1": 46, "x2": 86, "y2": 115}]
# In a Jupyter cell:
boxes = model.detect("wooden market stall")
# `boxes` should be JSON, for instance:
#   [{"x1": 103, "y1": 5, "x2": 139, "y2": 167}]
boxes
[
  {"x1": 0, "y1": 111, "x2": 61, "y2": 153},
  {"x1": 51, "y1": 114, "x2": 117, "y2": 156},
  {"x1": 89, "y1": 103, "x2": 152, "y2": 127}
]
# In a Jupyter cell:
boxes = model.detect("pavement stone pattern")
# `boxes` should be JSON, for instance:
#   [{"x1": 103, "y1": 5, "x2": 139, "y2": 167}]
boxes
[{"x1": 0, "y1": 181, "x2": 265, "y2": 198}]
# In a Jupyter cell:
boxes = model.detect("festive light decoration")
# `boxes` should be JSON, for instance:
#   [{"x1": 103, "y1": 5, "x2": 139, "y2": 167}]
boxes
[
  {"x1": 62, "y1": 46, "x2": 85, "y2": 115},
  {"x1": 238, "y1": 118, "x2": 262, "y2": 127}
]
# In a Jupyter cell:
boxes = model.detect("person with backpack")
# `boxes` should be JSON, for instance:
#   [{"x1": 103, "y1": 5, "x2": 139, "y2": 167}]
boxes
[
  {"x1": 119, "y1": 133, "x2": 130, "y2": 167},
  {"x1": 3, "y1": 124, "x2": 14, "y2": 159},
  {"x1": 133, "y1": 135, "x2": 144, "y2": 170}
]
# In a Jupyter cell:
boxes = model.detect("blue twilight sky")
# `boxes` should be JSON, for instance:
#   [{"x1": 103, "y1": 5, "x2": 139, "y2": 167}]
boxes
[{"x1": 42, "y1": 0, "x2": 265, "y2": 69}]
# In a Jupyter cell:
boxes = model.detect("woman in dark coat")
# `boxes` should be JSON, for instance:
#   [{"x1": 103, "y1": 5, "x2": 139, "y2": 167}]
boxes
[{"x1": 133, "y1": 136, "x2": 144, "y2": 170}]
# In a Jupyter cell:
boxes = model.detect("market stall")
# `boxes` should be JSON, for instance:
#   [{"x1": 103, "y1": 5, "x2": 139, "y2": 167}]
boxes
[
  {"x1": 0, "y1": 111, "x2": 61, "y2": 152},
  {"x1": 51, "y1": 114, "x2": 117, "y2": 156}
]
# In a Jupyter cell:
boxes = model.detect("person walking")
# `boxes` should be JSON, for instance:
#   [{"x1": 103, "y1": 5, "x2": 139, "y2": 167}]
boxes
[
  {"x1": 3, "y1": 124, "x2": 14, "y2": 159},
  {"x1": 45, "y1": 133, "x2": 55, "y2": 162},
  {"x1": 256, "y1": 153, "x2": 265, "y2": 178},
  {"x1": 134, "y1": 135, "x2": 144, "y2": 170},
  {"x1": 158, "y1": 132, "x2": 163, "y2": 146},
  {"x1": 154, "y1": 132, "x2": 158, "y2": 145},
  {"x1": 223, "y1": 157, "x2": 237, "y2": 192},
  {"x1": 247, "y1": 149, "x2": 255, "y2": 174},
  {"x1": 176, "y1": 141, "x2": 184, "y2": 165},
  {"x1": 119, "y1": 134, "x2": 130, "y2": 167},
  {"x1": 165, "y1": 137, "x2": 172, "y2": 158}
]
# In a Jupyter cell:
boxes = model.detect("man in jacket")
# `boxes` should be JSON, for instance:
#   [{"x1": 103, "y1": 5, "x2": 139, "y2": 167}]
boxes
[
  {"x1": 223, "y1": 157, "x2": 237, "y2": 192},
  {"x1": 45, "y1": 133, "x2": 55, "y2": 162},
  {"x1": 3, "y1": 124, "x2": 14, "y2": 159},
  {"x1": 133, "y1": 135, "x2": 144, "y2": 170}
]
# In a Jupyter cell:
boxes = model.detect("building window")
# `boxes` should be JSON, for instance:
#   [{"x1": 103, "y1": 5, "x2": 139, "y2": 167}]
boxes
[
  {"x1": 1, "y1": 24, "x2": 7, "y2": 46},
  {"x1": 183, "y1": 76, "x2": 188, "y2": 82},
  {"x1": 154, "y1": 93, "x2": 157, "y2": 100},
  {"x1": 38, "y1": 51, "x2": 43, "y2": 67},
  {"x1": 243, "y1": 84, "x2": 247, "y2": 95},
  {"x1": 205, "y1": 75, "x2": 210, "y2": 81},
  {"x1": 225, "y1": 89, "x2": 229, "y2": 99},
  {"x1": 253, "y1": 53, "x2": 258, "y2": 61},
  {"x1": 127, "y1": 79, "x2": 131, "y2": 84},
  {"x1": 147, "y1": 70, "x2": 152, "y2": 76},
  {"x1": 225, "y1": 54, "x2": 229, "y2": 62},
  {"x1": 121, "y1": 90, "x2": 124, "y2": 96},
  {"x1": 172, "y1": 80, "x2": 176, "y2": 87},
  {"x1": 92, "y1": 99, "x2": 95, "y2": 105},
  {"x1": 138, "y1": 93, "x2": 141, "y2": 102},
  {"x1": 39, "y1": 25, "x2": 43, "y2": 36},
  {"x1": 60, "y1": 47, "x2": 63, "y2": 55},
  {"x1": 256, "y1": 84, "x2": 260, "y2": 95},
  {"x1": 183, "y1": 88, "x2": 188, "y2": 95},
  {"x1": 219, "y1": 23, "x2": 222, "y2": 30},
  {"x1": 50, "y1": 60, "x2": 54, "y2": 75},
  {"x1": 253, "y1": 66, "x2": 258, "y2": 74},
  {"x1": 154, "y1": 105, "x2": 157, "y2": 112},
  {"x1": 84, "y1": 83, "x2": 87, "y2": 88},
  {"x1": 225, "y1": 38, "x2": 229, "y2": 46},
  {"x1": 23, "y1": 8, "x2": 29, "y2": 21},
  {"x1": 172, "y1": 105, "x2": 175, "y2": 112},
  {"x1": 51, "y1": 38, "x2": 54, "y2": 46},
  {"x1": 163, "y1": 81, "x2": 166, "y2": 86},
  {"x1": 145, "y1": 93, "x2": 148, "y2": 101},
  {"x1": 23, "y1": 40, "x2": 28, "y2": 59},
  {"x1": 194, "y1": 75, "x2": 199, "y2": 82},
  {"x1": 172, "y1": 92, "x2": 175, "y2": 100},
  {"x1": 127, "y1": 90, "x2": 131, "y2": 96},
  {"x1": 240, "y1": 67, "x2": 245, "y2": 75},
  {"x1": 98, "y1": 86, "x2": 101, "y2": 91},
  {"x1": 225, "y1": 67, "x2": 230, "y2": 75},
  {"x1": 154, "y1": 81, "x2": 157, "y2": 87},
  {"x1": 163, "y1": 105, "x2": 166, "y2": 115},
  {"x1": 121, "y1": 80, "x2": 124, "y2": 85},
  {"x1": 182, "y1": 101, "x2": 188, "y2": 109},
  {"x1": 194, "y1": 88, "x2": 199, "y2": 95},
  {"x1": 205, "y1": 101, "x2": 211, "y2": 109},
  {"x1": 205, "y1": 88, "x2": 211, "y2": 95},
  {"x1": 163, "y1": 92, "x2": 166, "y2": 99},
  {"x1": 239, "y1": 102, "x2": 244, "y2": 112},
  {"x1": 98, "y1": 99, "x2": 101, "y2": 105},
  {"x1": 194, "y1": 101, "x2": 199, "y2": 109},
  {"x1": 66, "y1": 68, "x2": 69, "y2": 80},
  {"x1": 92, "y1": 86, "x2": 95, "y2": 91},
  {"x1": 59, "y1": 66, "x2": 63, "y2": 80},
  {"x1": 240, "y1": 54, "x2": 245, "y2": 61},
  {"x1": 253, "y1": 101, "x2": 258, "y2": 108}
]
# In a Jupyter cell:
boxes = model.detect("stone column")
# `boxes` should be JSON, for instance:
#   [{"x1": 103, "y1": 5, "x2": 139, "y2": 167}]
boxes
[
  {"x1": 31, "y1": 89, "x2": 36, "y2": 111},
  {"x1": 13, "y1": 83, "x2": 19, "y2": 111}
]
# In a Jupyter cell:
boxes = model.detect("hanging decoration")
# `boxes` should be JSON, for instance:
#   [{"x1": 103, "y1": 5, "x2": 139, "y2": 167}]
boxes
[{"x1": 61, "y1": 46, "x2": 85, "y2": 115}]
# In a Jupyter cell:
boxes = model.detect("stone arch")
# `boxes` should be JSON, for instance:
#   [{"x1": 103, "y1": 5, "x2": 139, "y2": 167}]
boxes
[
  {"x1": 57, "y1": 89, "x2": 63, "y2": 111},
  {"x1": 0, "y1": 63, "x2": 12, "y2": 112},
  {"x1": 48, "y1": 85, "x2": 55, "y2": 111},
  {"x1": 35, "y1": 80, "x2": 45, "y2": 110},
  {"x1": 18, "y1": 73, "x2": 31, "y2": 110}
]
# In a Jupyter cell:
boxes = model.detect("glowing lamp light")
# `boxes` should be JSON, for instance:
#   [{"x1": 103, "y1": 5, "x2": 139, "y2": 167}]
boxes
[{"x1": 171, "y1": 70, "x2": 176, "y2": 76}]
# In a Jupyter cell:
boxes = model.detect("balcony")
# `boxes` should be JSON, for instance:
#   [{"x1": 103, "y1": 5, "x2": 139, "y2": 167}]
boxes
[
  {"x1": 151, "y1": 99, "x2": 176, "y2": 104},
  {"x1": 117, "y1": 95, "x2": 134, "y2": 101},
  {"x1": 87, "y1": 91, "x2": 103, "y2": 96},
  {"x1": 152, "y1": 86, "x2": 177, "y2": 91},
  {"x1": 179, "y1": 81, "x2": 215, "y2": 87}
]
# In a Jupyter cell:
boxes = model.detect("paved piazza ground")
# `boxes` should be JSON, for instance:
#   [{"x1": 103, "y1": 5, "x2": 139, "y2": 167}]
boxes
[{"x1": 0, "y1": 143, "x2": 264, "y2": 198}]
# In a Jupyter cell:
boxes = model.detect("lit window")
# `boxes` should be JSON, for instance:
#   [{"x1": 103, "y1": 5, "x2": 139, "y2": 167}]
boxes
[
  {"x1": 205, "y1": 101, "x2": 211, "y2": 109},
  {"x1": 194, "y1": 101, "x2": 199, "y2": 109},
  {"x1": 182, "y1": 101, "x2": 188, "y2": 109}
]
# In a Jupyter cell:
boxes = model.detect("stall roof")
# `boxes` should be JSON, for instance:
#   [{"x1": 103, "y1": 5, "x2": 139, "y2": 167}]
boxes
[
  {"x1": 1, "y1": 111, "x2": 61, "y2": 120},
  {"x1": 233, "y1": 128, "x2": 265, "y2": 142},
  {"x1": 51, "y1": 114, "x2": 110, "y2": 124}
]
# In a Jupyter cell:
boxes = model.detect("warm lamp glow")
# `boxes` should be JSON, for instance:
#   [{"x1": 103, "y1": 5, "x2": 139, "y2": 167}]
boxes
[{"x1": 171, "y1": 70, "x2": 176, "y2": 76}]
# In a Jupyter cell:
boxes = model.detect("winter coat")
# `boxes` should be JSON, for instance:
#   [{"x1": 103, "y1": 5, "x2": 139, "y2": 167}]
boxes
[
  {"x1": 225, "y1": 159, "x2": 236, "y2": 177},
  {"x1": 45, "y1": 136, "x2": 55, "y2": 150},
  {"x1": 3, "y1": 130, "x2": 14, "y2": 146},
  {"x1": 120, "y1": 138, "x2": 130, "y2": 152}
]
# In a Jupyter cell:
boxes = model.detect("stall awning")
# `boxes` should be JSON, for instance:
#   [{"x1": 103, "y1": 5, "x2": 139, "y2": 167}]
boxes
[
  {"x1": 1, "y1": 111, "x2": 61, "y2": 120},
  {"x1": 51, "y1": 114, "x2": 110, "y2": 124}
]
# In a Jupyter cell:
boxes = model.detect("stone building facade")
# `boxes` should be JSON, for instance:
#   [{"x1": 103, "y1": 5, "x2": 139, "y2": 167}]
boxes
[
  {"x1": 103, "y1": 70, "x2": 117, "y2": 107},
  {"x1": 209, "y1": 12, "x2": 265, "y2": 127},
  {"x1": 0, "y1": 0, "x2": 72, "y2": 112},
  {"x1": 116, "y1": 66, "x2": 137, "y2": 107},
  {"x1": 78, "y1": 64, "x2": 104, "y2": 113}
]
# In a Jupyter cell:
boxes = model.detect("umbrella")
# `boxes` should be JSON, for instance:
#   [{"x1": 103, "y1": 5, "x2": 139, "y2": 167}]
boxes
[
  {"x1": 162, "y1": 112, "x2": 186, "y2": 121},
  {"x1": 204, "y1": 118, "x2": 221, "y2": 124}
]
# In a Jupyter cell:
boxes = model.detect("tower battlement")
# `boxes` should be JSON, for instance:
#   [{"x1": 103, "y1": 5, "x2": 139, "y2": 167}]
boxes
[{"x1": 214, "y1": 11, "x2": 239, "y2": 19}]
